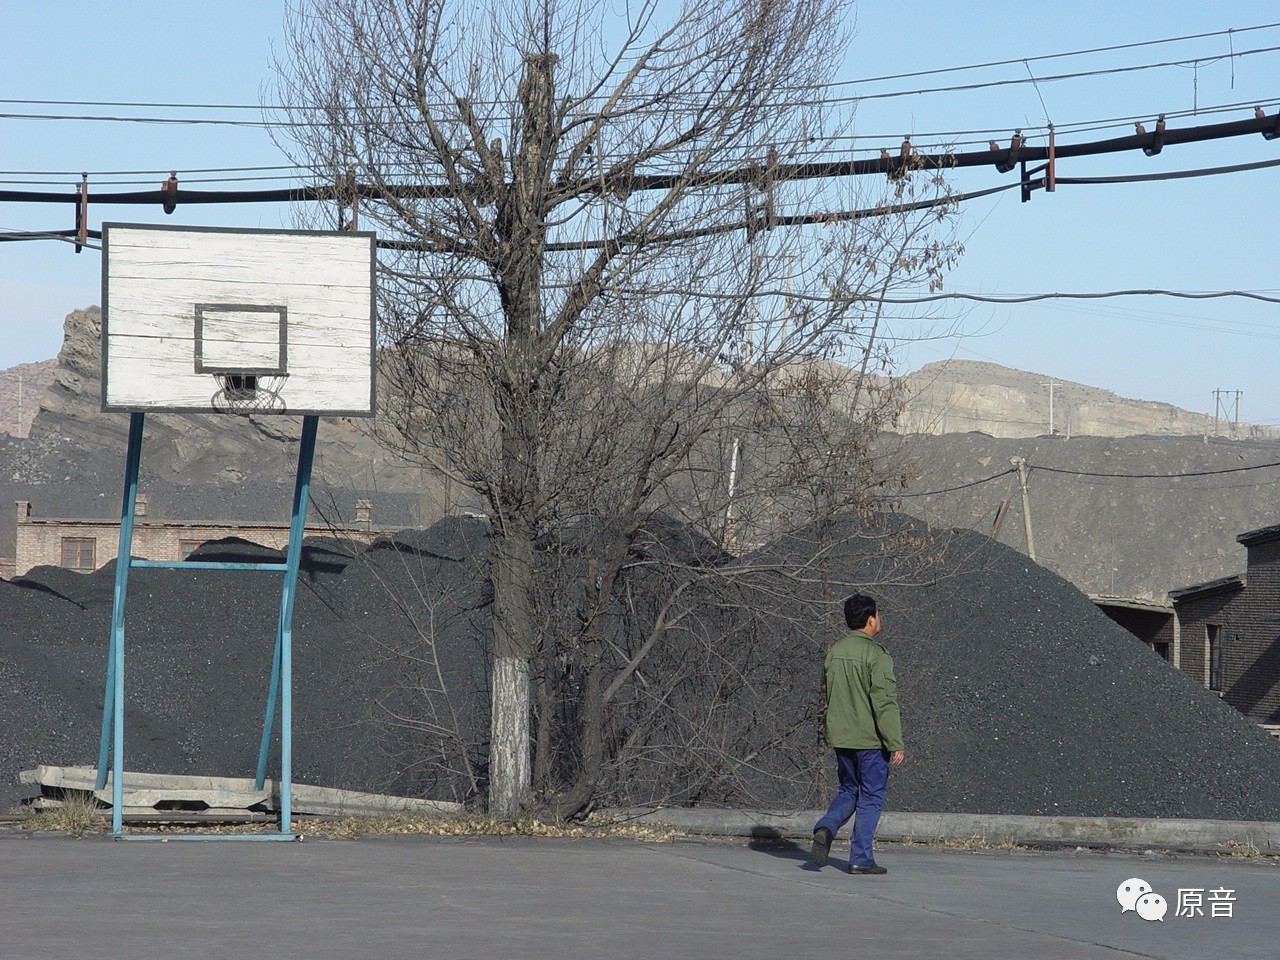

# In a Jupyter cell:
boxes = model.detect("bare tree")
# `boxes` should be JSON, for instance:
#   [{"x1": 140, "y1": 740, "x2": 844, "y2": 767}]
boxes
[{"x1": 272, "y1": 0, "x2": 960, "y2": 817}]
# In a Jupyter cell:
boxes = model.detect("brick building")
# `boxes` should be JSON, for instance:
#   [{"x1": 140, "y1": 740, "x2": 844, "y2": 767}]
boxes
[
  {"x1": 1091, "y1": 595, "x2": 1177, "y2": 664},
  {"x1": 1170, "y1": 523, "x2": 1280, "y2": 734},
  {"x1": 11, "y1": 497, "x2": 393, "y2": 577}
]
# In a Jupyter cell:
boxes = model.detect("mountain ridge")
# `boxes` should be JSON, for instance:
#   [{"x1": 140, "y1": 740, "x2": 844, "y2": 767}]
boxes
[{"x1": 897, "y1": 359, "x2": 1275, "y2": 440}]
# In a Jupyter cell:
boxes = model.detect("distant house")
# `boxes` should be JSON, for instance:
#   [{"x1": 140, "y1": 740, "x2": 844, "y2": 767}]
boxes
[
  {"x1": 1169, "y1": 523, "x2": 1280, "y2": 737},
  {"x1": 1090, "y1": 595, "x2": 1177, "y2": 664},
  {"x1": 12, "y1": 497, "x2": 393, "y2": 577}
]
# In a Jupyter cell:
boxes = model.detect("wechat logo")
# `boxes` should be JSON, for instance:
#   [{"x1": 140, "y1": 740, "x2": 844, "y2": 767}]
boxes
[{"x1": 1117, "y1": 878, "x2": 1167, "y2": 922}]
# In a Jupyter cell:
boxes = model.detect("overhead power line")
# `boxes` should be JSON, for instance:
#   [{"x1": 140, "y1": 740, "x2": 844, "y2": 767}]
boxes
[
  {"x1": 869, "y1": 288, "x2": 1280, "y2": 307},
  {"x1": 5, "y1": 39, "x2": 1274, "y2": 124},
  {"x1": 0, "y1": 228, "x2": 101, "y2": 249},
  {"x1": 4, "y1": 21, "x2": 1278, "y2": 110},
  {"x1": 902, "y1": 457, "x2": 1280, "y2": 498},
  {"x1": 787, "y1": 43, "x2": 1280, "y2": 107},
  {"x1": 1, "y1": 109, "x2": 1276, "y2": 212},
  {"x1": 0, "y1": 164, "x2": 300, "y2": 176},
  {"x1": 897, "y1": 468, "x2": 1016, "y2": 498},
  {"x1": 831, "y1": 21, "x2": 1280, "y2": 88},
  {"x1": 3, "y1": 93, "x2": 1280, "y2": 187},
  {"x1": 1035, "y1": 460, "x2": 1280, "y2": 480},
  {"x1": 1055, "y1": 153, "x2": 1280, "y2": 183},
  {"x1": 3, "y1": 94, "x2": 1279, "y2": 188}
]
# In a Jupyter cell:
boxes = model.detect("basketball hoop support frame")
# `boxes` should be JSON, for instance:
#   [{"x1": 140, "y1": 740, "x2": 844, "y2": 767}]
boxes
[{"x1": 95, "y1": 411, "x2": 320, "y2": 840}]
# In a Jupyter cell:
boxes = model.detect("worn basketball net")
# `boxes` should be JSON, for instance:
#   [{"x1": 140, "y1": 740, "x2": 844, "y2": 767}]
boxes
[{"x1": 212, "y1": 373, "x2": 290, "y2": 415}]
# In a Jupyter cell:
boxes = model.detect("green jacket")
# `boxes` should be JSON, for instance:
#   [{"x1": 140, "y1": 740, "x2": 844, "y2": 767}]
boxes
[{"x1": 823, "y1": 629, "x2": 904, "y2": 751}]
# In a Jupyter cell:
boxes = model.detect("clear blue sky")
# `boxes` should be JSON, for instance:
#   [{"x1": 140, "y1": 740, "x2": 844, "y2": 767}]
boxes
[{"x1": 3, "y1": 2, "x2": 1278, "y2": 424}]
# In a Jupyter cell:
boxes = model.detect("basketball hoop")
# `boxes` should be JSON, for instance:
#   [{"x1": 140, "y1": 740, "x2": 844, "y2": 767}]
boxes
[
  {"x1": 212, "y1": 373, "x2": 290, "y2": 415},
  {"x1": 101, "y1": 225, "x2": 375, "y2": 417}
]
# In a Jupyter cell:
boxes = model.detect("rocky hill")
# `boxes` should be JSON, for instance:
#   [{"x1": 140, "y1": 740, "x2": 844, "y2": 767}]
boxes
[
  {"x1": 33, "y1": 307, "x2": 429, "y2": 491},
  {"x1": 0, "y1": 308, "x2": 429, "y2": 561},
  {"x1": 0, "y1": 360, "x2": 56, "y2": 438},
  {"x1": 898, "y1": 359, "x2": 1276, "y2": 440}
]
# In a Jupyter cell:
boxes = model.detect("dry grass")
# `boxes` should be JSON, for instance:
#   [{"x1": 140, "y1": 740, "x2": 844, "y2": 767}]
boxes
[
  {"x1": 1212, "y1": 839, "x2": 1280, "y2": 862},
  {"x1": 301, "y1": 811, "x2": 680, "y2": 841},
  {"x1": 21, "y1": 793, "x2": 108, "y2": 838},
  {"x1": 13, "y1": 803, "x2": 1279, "y2": 860},
  {"x1": 891, "y1": 832, "x2": 1019, "y2": 851},
  {"x1": 110, "y1": 811, "x2": 681, "y2": 842}
]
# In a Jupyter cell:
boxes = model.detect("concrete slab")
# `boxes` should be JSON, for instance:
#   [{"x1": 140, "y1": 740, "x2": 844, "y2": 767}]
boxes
[
  {"x1": 20, "y1": 766, "x2": 271, "y2": 809},
  {"x1": 18, "y1": 765, "x2": 463, "y2": 816},
  {"x1": 284, "y1": 782, "x2": 463, "y2": 817},
  {"x1": 0, "y1": 833, "x2": 1274, "y2": 959}
]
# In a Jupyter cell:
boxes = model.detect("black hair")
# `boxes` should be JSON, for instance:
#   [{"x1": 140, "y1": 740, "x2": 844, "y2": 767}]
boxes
[{"x1": 844, "y1": 593, "x2": 877, "y2": 630}]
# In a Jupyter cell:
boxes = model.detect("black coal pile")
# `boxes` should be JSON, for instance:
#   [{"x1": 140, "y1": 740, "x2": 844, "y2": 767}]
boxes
[
  {"x1": 0, "y1": 533, "x2": 469, "y2": 813},
  {"x1": 720, "y1": 515, "x2": 1280, "y2": 819},
  {"x1": 2, "y1": 512, "x2": 1280, "y2": 821}
]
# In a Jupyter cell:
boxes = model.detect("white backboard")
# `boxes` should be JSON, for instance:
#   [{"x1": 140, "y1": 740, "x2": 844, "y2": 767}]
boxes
[{"x1": 102, "y1": 223, "x2": 376, "y2": 416}]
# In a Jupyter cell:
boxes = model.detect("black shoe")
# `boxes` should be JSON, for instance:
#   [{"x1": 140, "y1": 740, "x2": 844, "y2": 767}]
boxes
[
  {"x1": 811, "y1": 828, "x2": 833, "y2": 868},
  {"x1": 848, "y1": 862, "x2": 888, "y2": 875}
]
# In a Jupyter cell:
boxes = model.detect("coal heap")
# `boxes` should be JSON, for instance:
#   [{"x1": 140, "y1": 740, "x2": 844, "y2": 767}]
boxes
[
  {"x1": 727, "y1": 517, "x2": 1280, "y2": 819},
  {"x1": 2, "y1": 514, "x2": 1279, "y2": 821}
]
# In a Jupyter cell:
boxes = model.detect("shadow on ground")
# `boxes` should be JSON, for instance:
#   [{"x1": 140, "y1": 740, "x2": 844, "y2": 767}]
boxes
[{"x1": 746, "y1": 828, "x2": 836, "y2": 872}]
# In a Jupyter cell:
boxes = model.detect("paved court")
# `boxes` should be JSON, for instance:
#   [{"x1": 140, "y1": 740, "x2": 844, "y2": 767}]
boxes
[{"x1": 1, "y1": 834, "x2": 1275, "y2": 958}]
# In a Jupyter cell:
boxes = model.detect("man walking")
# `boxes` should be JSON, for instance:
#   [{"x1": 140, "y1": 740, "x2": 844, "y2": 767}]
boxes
[{"x1": 811, "y1": 593, "x2": 905, "y2": 875}]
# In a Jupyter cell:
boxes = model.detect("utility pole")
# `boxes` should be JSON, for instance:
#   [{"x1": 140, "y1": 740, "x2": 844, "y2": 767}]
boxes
[
  {"x1": 1213, "y1": 389, "x2": 1242, "y2": 438},
  {"x1": 1011, "y1": 456, "x2": 1036, "y2": 561},
  {"x1": 17, "y1": 371, "x2": 23, "y2": 438},
  {"x1": 723, "y1": 436, "x2": 741, "y2": 547},
  {"x1": 1040, "y1": 380, "x2": 1058, "y2": 435},
  {"x1": 991, "y1": 498, "x2": 1011, "y2": 540}
]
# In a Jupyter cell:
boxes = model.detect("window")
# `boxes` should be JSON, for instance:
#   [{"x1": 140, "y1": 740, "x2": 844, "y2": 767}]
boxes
[
  {"x1": 1151, "y1": 642, "x2": 1170, "y2": 662},
  {"x1": 60, "y1": 537, "x2": 96, "y2": 571},
  {"x1": 1207, "y1": 625, "x2": 1223, "y2": 692},
  {"x1": 179, "y1": 540, "x2": 204, "y2": 559}
]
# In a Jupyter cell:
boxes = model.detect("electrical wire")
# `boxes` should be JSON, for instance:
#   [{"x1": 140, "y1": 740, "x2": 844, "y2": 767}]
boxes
[
  {"x1": 0, "y1": 164, "x2": 301, "y2": 176},
  {"x1": 830, "y1": 21, "x2": 1280, "y2": 89},
  {"x1": 900, "y1": 457, "x2": 1280, "y2": 498},
  {"x1": 772, "y1": 43, "x2": 1280, "y2": 107},
  {"x1": 1034, "y1": 460, "x2": 1280, "y2": 479},
  {"x1": 4, "y1": 44, "x2": 1280, "y2": 127},
  {"x1": 1035, "y1": 300, "x2": 1280, "y2": 342},
  {"x1": 869, "y1": 289, "x2": 1280, "y2": 307},
  {"x1": 0, "y1": 228, "x2": 101, "y2": 249},
  {"x1": 1057, "y1": 153, "x2": 1280, "y2": 184},
  {"x1": 0, "y1": 173, "x2": 307, "y2": 187},
  {"x1": 4, "y1": 144, "x2": 1279, "y2": 256},
  {"x1": 2, "y1": 94, "x2": 1278, "y2": 186},
  {"x1": 4, "y1": 21, "x2": 1277, "y2": 108},
  {"x1": 1, "y1": 108, "x2": 1275, "y2": 208},
  {"x1": 897, "y1": 468, "x2": 1016, "y2": 498}
]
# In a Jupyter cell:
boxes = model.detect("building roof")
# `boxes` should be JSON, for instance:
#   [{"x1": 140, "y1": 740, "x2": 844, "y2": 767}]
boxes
[
  {"x1": 1237, "y1": 522, "x2": 1280, "y2": 547},
  {"x1": 1089, "y1": 595, "x2": 1174, "y2": 614},
  {"x1": 1167, "y1": 574, "x2": 1245, "y2": 602}
]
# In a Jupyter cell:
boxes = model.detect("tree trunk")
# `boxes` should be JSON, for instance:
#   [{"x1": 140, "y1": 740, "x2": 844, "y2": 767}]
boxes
[
  {"x1": 547, "y1": 565, "x2": 610, "y2": 820},
  {"x1": 489, "y1": 654, "x2": 531, "y2": 818},
  {"x1": 486, "y1": 51, "x2": 557, "y2": 819},
  {"x1": 488, "y1": 525, "x2": 535, "y2": 818}
]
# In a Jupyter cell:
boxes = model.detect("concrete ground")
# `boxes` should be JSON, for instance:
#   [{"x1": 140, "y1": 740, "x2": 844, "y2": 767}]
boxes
[{"x1": 1, "y1": 833, "x2": 1275, "y2": 959}]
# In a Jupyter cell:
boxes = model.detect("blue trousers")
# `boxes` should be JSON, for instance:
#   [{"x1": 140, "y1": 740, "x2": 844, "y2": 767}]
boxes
[{"x1": 814, "y1": 747, "x2": 890, "y2": 867}]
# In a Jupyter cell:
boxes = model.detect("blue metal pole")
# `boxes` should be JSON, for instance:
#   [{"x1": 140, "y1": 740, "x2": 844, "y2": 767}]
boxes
[
  {"x1": 254, "y1": 631, "x2": 283, "y2": 789},
  {"x1": 254, "y1": 415, "x2": 318, "y2": 833},
  {"x1": 96, "y1": 412, "x2": 144, "y2": 834}
]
